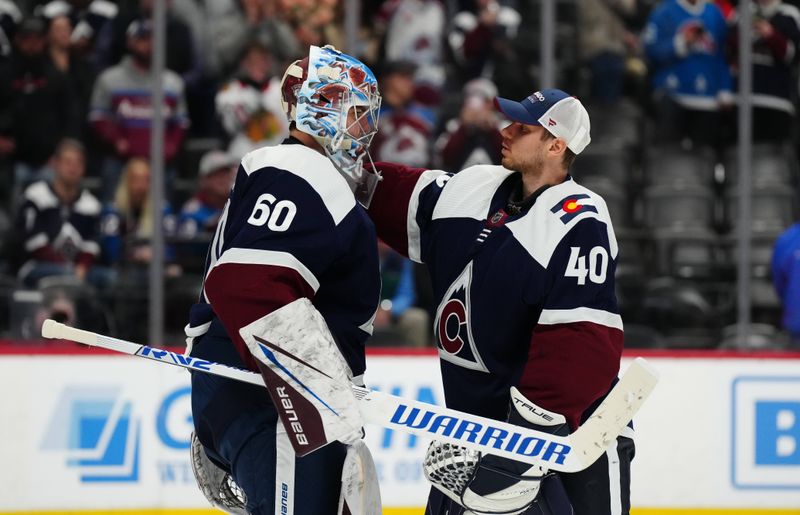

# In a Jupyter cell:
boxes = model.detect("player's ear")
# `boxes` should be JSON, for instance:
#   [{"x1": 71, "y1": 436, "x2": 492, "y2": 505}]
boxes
[{"x1": 548, "y1": 137, "x2": 568, "y2": 157}]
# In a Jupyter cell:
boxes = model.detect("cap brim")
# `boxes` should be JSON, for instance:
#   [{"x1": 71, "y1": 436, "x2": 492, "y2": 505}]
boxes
[{"x1": 494, "y1": 97, "x2": 540, "y2": 126}]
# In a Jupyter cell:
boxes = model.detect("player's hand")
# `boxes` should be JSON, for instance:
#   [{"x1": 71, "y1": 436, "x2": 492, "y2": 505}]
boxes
[{"x1": 754, "y1": 19, "x2": 775, "y2": 39}]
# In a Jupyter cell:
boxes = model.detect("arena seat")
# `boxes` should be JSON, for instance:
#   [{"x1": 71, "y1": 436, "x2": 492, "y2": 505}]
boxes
[
  {"x1": 644, "y1": 182, "x2": 716, "y2": 229},
  {"x1": 724, "y1": 181, "x2": 796, "y2": 232},
  {"x1": 652, "y1": 226, "x2": 719, "y2": 279},
  {"x1": 643, "y1": 144, "x2": 716, "y2": 186},
  {"x1": 571, "y1": 143, "x2": 631, "y2": 186},
  {"x1": 586, "y1": 100, "x2": 643, "y2": 149},
  {"x1": 579, "y1": 175, "x2": 631, "y2": 228}
]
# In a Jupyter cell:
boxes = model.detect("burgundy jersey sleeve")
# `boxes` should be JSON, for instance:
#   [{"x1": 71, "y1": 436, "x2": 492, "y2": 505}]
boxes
[
  {"x1": 367, "y1": 161, "x2": 452, "y2": 262},
  {"x1": 518, "y1": 217, "x2": 624, "y2": 431}
]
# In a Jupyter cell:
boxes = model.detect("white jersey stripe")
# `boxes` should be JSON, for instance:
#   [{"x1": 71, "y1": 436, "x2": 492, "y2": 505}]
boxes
[
  {"x1": 432, "y1": 165, "x2": 513, "y2": 221},
  {"x1": 24, "y1": 233, "x2": 48, "y2": 252},
  {"x1": 407, "y1": 170, "x2": 448, "y2": 262},
  {"x1": 538, "y1": 307, "x2": 623, "y2": 331},
  {"x1": 274, "y1": 427, "x2": 296, "y2": 515},
  {"x1": 203, "y1": 200, "x2": 230, "y2": 303},
  {"x1": 607, "y1": 439, "x2": 622, "y2": 515},
  {"x1": 215, "y1": 200, "x2": 229, "y2": 261},
  {"x1": 212, "y1": 247, "x2": 320, "y2": 292},
  {"x1": 81, "y1": 241, "x2": 100, "y2": 255}
]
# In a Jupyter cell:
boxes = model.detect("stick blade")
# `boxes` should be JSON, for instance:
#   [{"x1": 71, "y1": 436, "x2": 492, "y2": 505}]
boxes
[{"x1": 569, "y1": 357, "x2": 659, "y2": 468}]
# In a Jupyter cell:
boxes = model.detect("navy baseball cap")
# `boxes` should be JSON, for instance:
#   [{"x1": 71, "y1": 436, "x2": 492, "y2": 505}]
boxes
[{"x1": 494, "y1": 89, "x2": 591, "y2": 154}]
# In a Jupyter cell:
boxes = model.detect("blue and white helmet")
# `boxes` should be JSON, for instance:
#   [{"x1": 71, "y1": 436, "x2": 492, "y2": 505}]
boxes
[{"x1": 280, "y1": 45, "x2": 382, "y2": 206}]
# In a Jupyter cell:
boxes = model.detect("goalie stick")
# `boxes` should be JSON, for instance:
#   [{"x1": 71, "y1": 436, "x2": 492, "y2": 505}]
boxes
[{"x1": 41, "y1": 319, "x2": 658, "y2": 473}]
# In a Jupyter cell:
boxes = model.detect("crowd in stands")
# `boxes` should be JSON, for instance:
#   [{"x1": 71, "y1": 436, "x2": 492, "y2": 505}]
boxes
[{"x1": 0, "y1": 0, "x2": 798, "y2": 349}]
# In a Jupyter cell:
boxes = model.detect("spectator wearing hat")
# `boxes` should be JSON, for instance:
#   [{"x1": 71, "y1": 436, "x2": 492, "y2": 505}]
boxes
[
  {"x1": 107, "y1": 0, "x2": 209, "y2": 135},
  {"x1": 0, "y1": 16, "x2": 79, "y2": 201},
  {"x1": 370, "y1": 60, "x2": 436, "y2": 168},
  {"x1": 88, "y1": 17, "x2": 189, "y2": 200},
  {"x1": 176, "y1": 149, "x2": 237, "y2": 268},
  {"x1": 366, "y1": 88, "x2": 630, "y2": 515},
  {"x1": 434, "y1": 78, "x2": 504, "y2": 172},
  {"x1": 215, "y1": 39, "x2": 289, "y2": 159}
]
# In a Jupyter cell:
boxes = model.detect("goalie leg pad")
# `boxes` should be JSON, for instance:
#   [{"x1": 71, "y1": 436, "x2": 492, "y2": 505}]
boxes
[
  {"x1": 190, "y1": 432, "x2": 248, "y2": 515},
  {"x1": 239, "y1": 298, "x2": 364, "y2": 453},
  {"x1": 338, "y1": 440, "x2": 382, "y2": 515}
]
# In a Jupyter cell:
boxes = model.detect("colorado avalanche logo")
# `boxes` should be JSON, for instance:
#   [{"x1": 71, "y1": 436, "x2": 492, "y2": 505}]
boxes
[{"x1": 434, "y1": 261, "x2": 489, "y2": 372}]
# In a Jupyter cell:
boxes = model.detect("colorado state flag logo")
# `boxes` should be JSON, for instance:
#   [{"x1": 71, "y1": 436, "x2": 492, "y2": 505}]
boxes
[{"x1": 551, "y1": 194, "x2": 598, "y2": 224}]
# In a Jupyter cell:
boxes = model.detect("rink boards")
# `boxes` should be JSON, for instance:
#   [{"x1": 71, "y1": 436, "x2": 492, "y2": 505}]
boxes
[{"x1": 0, "y1": 347, "x2": 798, "y2": 514}]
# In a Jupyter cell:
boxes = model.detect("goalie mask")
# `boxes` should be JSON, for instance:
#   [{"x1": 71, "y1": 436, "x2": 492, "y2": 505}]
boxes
[{"x1": 280, "y1": 45, "x2": 382, "y2": 206}]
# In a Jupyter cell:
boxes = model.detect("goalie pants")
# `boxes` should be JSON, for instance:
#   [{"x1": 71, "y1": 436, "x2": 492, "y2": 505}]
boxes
[
  {"x1": 189, "y1": 319, "x2": 348, "y2": 515},
  {"x1": 426, "y1": 435, "x2": 635, "y2": 515}
]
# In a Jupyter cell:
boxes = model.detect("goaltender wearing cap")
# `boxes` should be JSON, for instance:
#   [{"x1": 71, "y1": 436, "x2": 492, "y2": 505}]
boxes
[{"x1": 365, "y1": 87, "x2": 631, "y2": 515}]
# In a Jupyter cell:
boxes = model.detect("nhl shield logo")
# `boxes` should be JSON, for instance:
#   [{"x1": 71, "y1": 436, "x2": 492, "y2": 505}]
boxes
[{"x1": 434, "y1": 261, "x2": 489, "y2": 372}]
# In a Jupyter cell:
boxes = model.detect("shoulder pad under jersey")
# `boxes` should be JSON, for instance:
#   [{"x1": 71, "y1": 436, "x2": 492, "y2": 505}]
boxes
[
  {"x1": 506, "y1": 179, "x2": 618, "y2": 268},
  {"x1": 432, "y1": 164, "x2": 513, "y2": 221},
  {"x1": 240, "y1": 144, "x2": 357, "y2": 226}
]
